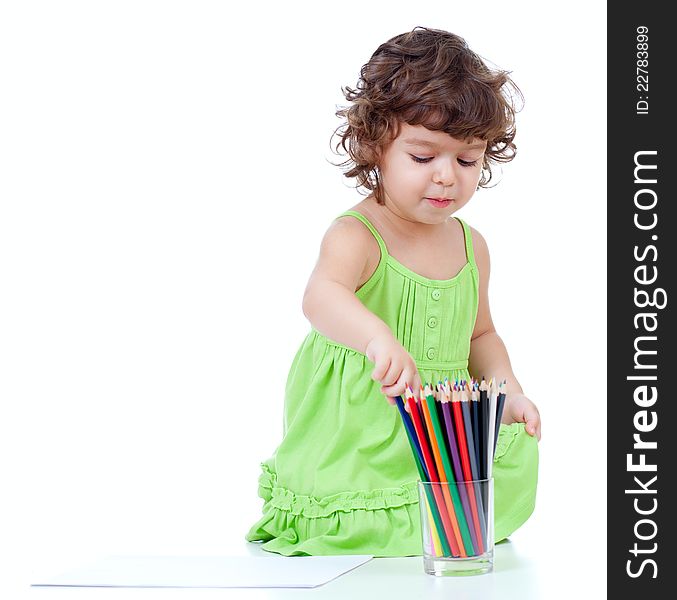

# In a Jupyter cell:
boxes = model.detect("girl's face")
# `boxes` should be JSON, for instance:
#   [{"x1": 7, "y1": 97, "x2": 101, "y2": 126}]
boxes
[{"x1": 377, "y1": 122, "x2": 487, "y2": 225}]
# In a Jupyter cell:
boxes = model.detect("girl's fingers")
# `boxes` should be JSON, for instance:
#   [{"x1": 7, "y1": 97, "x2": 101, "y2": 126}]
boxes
[
  {"x1": 381, "y1": 361, "x2": 402, "y2": 388},
  {"x1": 381, "y1": 382, "x2": 402, "y2": 397},
  {"x1": 382, "y1": 368, "x2": 421, "y2": 399},
  {"x1": 371, "y1": 357, "x2": 391, "y2": 381},
  {"x1": 382, "y1": 370, "x2": 407, "y2": 397},
  {"x1": 524, "y1": 408, "x2": 541, "y2": 440},
  {"x1": 526, "y1": 420, "x2": 541, "y2": 441},
  {"x1": 397, "y1": 368, "x2": 417, "y2": 394},
  {"x1": 411, "y1": 372, "x2": 422, "y2": 395},
  {"x1": 387, "y1": 366, "x2": 418, "y2": 397}
]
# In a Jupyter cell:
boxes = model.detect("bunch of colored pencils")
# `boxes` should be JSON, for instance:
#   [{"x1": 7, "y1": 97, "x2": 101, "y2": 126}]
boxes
[{"x1": 394, "y1": 378, "x2": 506, "y2": 558}]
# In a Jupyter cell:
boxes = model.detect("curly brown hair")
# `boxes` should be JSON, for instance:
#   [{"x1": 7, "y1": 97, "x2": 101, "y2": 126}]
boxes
[{"x1": 330, "y1": 26, "x2": 524, "y2": 204}]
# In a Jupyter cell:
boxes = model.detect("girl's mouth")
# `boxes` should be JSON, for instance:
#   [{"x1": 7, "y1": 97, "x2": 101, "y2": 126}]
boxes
[{"x1": 426, "y1": 198, "x2": 452, "y2": 208}]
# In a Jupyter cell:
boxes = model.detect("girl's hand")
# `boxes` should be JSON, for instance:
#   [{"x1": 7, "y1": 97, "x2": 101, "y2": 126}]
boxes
[
  {"x1": 501, "y1": 393, "x2": 541, "y2": 441},
  {"x1": 365, "y1": 332, "x2": 421, "y2": 405}
]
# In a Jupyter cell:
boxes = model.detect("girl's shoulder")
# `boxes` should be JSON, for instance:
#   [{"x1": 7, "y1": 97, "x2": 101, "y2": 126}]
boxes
[
  {"x1": 327, "y1": 208, "x2": 381, "y2": 249},
  {"x1": 462, "y1": 222, "x2": 490, "y2": 276},
  {"x1": 308, "y1": 208, "x2": 379, "y2": 283},
  {"x1": 328, "y1": 209, "x2": 382, "y2": 291},
  {"x1": 460, "y1": 219, "x2": 486, "y2": 246}
]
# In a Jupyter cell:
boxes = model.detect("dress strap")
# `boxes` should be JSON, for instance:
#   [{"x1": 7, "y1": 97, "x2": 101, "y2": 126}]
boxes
[
  {"x1": 336, "y1": 210, "x2": 388, "y2": 257},
  {"x1": 454, "y1": 217, "x2": 476, "y2": 268}
]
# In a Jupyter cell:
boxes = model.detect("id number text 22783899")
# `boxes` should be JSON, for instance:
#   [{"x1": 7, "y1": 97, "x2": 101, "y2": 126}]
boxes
[{"x1": 636, "y1": 26, "x2": 649, "y2": 115}]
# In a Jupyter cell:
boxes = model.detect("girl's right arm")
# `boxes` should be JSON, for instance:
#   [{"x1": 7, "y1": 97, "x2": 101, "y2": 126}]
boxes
[{"x1": 302, "y1": 218, "x2": 421, "y2": 400}]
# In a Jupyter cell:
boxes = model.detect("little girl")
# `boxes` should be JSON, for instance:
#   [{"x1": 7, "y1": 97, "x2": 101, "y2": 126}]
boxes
[{"x1": 246, "y1": 26, "x2": 540, "y2": 557}]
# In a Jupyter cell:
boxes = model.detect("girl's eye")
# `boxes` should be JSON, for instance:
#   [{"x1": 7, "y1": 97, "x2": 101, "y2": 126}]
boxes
[
  {"x1": 410, "y1": 155, "x2": 481, "y2": 167},
  {"x1": 458, "y1": 159, "x2": 480, "y2": 168}
]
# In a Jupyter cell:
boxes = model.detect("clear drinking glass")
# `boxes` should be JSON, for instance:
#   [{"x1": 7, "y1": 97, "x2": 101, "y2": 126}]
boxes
[{"x1": 417, "y1": 478, "x2": 494, "y2": 576}]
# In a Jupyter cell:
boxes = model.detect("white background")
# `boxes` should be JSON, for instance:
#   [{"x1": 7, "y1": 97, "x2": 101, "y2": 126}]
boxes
[{"x1": 0, "y1": 1, "x2": 606, "y2": 598}]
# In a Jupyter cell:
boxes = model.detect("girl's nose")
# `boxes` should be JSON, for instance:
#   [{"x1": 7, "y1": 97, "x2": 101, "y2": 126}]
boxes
[{"x1": 432, "y1": 160, "x2": 456, "y2": 187}]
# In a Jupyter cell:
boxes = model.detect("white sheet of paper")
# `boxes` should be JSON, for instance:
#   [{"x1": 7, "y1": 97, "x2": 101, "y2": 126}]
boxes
[{"x1": 32, "y1": 554, "x2": 374, "y2": 588}]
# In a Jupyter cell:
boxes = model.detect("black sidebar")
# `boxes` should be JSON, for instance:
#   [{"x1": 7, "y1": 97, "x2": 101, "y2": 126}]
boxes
[{"x1": 608, "y1": 4, "x2": 675, "y2": 596}]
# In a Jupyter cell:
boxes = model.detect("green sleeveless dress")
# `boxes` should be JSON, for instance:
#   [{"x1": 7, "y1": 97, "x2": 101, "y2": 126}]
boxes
[{"x1": 245, "y1": 210, "x2": 538, "y2": 557}]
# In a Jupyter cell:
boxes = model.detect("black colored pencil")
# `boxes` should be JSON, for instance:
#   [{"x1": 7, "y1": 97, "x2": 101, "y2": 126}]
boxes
[{"x1": 493, "y1": 380, "x2": 507, "y2": 456}]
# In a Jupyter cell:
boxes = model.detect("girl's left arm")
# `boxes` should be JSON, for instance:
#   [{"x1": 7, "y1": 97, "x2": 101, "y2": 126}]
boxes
[{"x1": 467, "y1": 226, "x2": 541, "y2": 440}]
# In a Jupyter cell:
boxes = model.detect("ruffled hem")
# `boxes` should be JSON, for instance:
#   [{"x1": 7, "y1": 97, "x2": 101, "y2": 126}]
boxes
[
  {"x1": 245, "y1": 464, "x2": 423, "y2": 557},
  {"x1": 254, "y1": 463, "x2": 419, "y2": 518}
]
